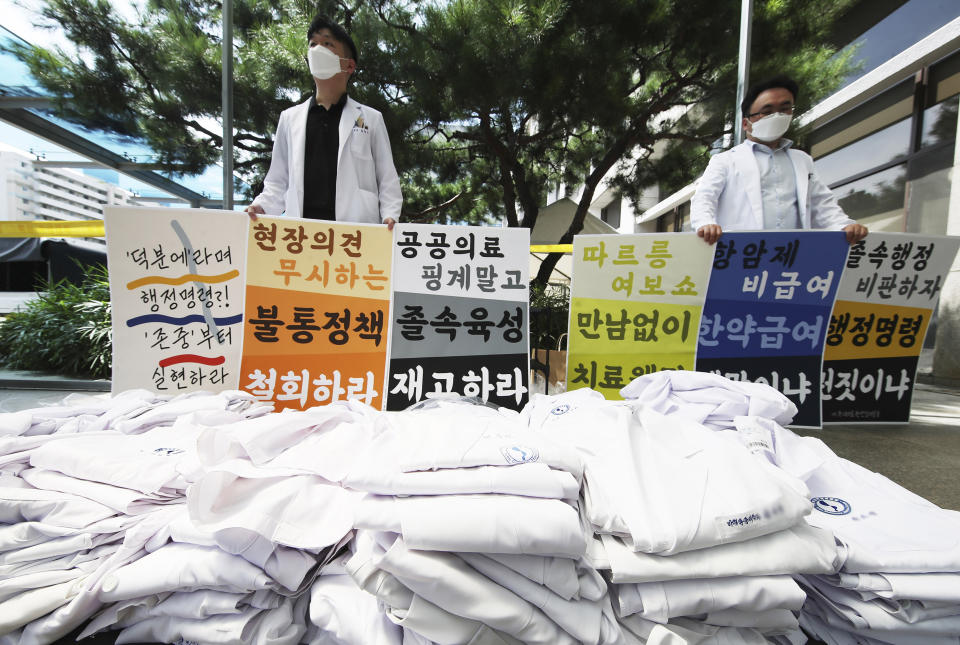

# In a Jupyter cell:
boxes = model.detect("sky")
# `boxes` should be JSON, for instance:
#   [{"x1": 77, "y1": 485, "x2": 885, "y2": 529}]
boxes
[{"x1": 0, "y1": 0, "x2": 235, "y2": 204}]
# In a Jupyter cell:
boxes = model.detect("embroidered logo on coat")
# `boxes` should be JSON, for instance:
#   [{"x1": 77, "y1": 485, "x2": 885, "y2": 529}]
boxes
[
  {"x1": 501, "y1": 445, "x2": 539, "y2": 464},
  {"x1": 811, "y1": 497, "x2": 851, "y2": 515},
  {"x1": 550, "y1": 404, "x2": 570, "y2": 416}
]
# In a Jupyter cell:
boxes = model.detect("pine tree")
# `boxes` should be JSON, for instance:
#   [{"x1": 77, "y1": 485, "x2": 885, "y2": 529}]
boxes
[{"x1": 7, "y1": 0, "x2": 857, "y2": 285}]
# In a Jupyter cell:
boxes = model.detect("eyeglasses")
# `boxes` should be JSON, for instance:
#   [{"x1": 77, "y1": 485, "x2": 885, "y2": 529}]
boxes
[{"x1": 746, "y1": 105, "x2": 794, "y2": 119}]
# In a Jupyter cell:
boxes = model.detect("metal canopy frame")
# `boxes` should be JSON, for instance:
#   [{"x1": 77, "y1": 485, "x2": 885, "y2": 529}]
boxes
[{"x1": 0, "y1": 96, "x2": 222, "y2": 208}]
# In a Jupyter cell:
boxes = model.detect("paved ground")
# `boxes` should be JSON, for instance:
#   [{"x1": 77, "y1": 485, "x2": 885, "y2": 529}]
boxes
[{"x1": 795, "y1": 381, "x2": 960, "y2": 510}]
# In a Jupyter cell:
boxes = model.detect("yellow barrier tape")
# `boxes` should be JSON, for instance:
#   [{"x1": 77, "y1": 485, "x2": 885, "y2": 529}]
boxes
[
  {"x1": 0, "y1": 221, "x2": 106, "y2": 238},
  {"x1": 530, "y1": 244, "x2": 573, "y2": 253}
]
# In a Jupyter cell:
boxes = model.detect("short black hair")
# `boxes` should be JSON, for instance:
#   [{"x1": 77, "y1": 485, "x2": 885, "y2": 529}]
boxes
[
  {"x1": 307, "y1": 15, "x2": 358, "y2": 64},
  {"x1": 741, "y1": 76, "x2": 799, "y2": 116}
]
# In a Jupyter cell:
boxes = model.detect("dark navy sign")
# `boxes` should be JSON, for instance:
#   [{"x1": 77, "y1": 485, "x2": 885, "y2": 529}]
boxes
[{"x1": 696, "y1": 231, "x2": 849, "y2": 427}]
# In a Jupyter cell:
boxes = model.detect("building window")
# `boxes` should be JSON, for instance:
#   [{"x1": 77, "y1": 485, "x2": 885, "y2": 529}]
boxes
[
  {"x1": 657, "y1": 202, "x2": 690, "y2": 233},
  {"x1": 810, "y1": 50, "x2": 959, "y2": 235},
  {"x1": 834, "y1": 0, "x2": 960, "y2": 89},
  {"x1": 600, "y1": 199, "x2": 621, "y2": 229}
]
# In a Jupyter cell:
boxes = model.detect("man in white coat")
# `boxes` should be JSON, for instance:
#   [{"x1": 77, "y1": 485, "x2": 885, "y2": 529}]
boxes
[
  {"x1": 245, "y1": 16, "x2": 402, "y2": 230},
  {"x1": 691, "y1": 76, "x2": 867, "y2": 245}
]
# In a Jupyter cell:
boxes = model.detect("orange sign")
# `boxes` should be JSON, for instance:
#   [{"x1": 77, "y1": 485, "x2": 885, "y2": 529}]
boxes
[{"x1": 239, "y1": 218, "x2": 392, "y2": 410}]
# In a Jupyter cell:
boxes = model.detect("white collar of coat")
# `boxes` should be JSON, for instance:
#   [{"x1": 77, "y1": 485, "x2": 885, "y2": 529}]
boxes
[{"x1": 743, "y1": 137, "x2": 794, "y2": 154}]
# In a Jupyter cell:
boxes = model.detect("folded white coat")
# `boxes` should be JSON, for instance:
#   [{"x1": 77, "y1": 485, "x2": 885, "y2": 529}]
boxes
[
  {"x1": 18, "y1": 468, "x2": 178, "y2": 514},
  {"x1": 308, "y1": 551, "x2": 402, "y2": 645},
  {"x1": 597, "y1": 521, "x2": 840, "y2": 583},
  {"x1": 825, "y1": 571, "x2": 960, "y2": 604},
  {"x1": 195, "y1": 400, "x2": 377, "y2": 480},
  {"x1": 747, "y1": 416, "x2": 960, "y2": 574},
  {"x1": 142, "y1": 506, "x2": 318, "y2": 594},
  {"x1": 109, "y1": 389, "x2": 268, "y2": 435},
  {"x1": 613, "y1": 575, "x2": 806, "y2": 624},
  {"x1": 379, "y1": 402, "x2": 584, "y2": 480},
  {"x1": 28, "y1": 424, "x2": 201, "y2": 494},
  {"x1": 616, "y1": 613, "x2": 772, "y2": 644},
  {"x1": 353, "y1": 493, "x2": 585, "y2": 558},
  {"x1": 525, "y1": 389, "x2": 812, "y2": 554},
  {"x1": 369, "y1": 532, "x2": 581, "y2": 645},
  {"x1": 112, "y1": 594, "x2": 308, "y2": 645},
  {"x1": 0, "y1": 486, "x2": 117, "y2": 528},
  {"x1": 619, "y1": 369, "x2": 798, "y2": 429},
  {"x1": 706, "y1": 607, "x2": 801, "y2": 632},
  {"x1": 346, "y1": 532, "x2": 525, "y2": 645},
  {"x1": 188, "y1": 468, "x2": 358, "y2": 551},
  {"x1": 82, "y1": 587, "x2": 277, "y2": 638},
  {"x1": 485, "y1": 554, "x2": 603, "y2": 601},
  {"x1": 459, "y1": 552, "x2": 604, "y2": 644},
  {"x1": 801, "y1": 574, "x2": 960, "y2": 637}
]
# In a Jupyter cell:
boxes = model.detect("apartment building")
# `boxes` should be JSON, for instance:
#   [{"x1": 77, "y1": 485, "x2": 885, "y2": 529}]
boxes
[{"x1": 0, "y1": 144, "x2": 137, "y2": 229}]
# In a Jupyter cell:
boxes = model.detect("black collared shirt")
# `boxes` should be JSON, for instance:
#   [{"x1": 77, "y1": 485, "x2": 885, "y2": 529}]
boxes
[{"x1": 302, "y1": 93, "x2": 347, "y2": 220}]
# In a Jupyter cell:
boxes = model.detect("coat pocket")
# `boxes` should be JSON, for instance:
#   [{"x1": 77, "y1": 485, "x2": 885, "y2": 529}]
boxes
[{"x1": 354, "y1": 154, "x2": 378, "y2": 194}]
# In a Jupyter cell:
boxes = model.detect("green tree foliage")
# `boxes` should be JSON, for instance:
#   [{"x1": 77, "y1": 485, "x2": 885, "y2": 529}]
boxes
[
  {"x1": 7, "y1": 0, "x2": 857, "y2": 284},
  {"x1": 0, "y1": 264, "x2": 112, "y2": 379},
  {"x1": 384, "y1": 0, "x2": 857, "y2": 283},
  {"x1": 5, "y1": 0, "x2": 482, "y2": 221}
]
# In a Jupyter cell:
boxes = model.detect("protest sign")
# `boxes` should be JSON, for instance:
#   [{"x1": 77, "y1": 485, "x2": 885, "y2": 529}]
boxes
[
  {"x1": 106, "y1": 207, "x2": 246, "y2": 394},
  {"x1": 695, "y1": 231, "x2": 848, "y2": 427},
  {"x1": 568, "y1": 233, "x2": 713, "y2": 398},
  {"x1": 823, "y1": 233, "x2": 960, "y2": 423},
  {"x1": 387, "y1": 224, "x2": 530, "y2": 410},
  {"x1": 240, "y1": 218, "x2": 393, "y2": 410}
]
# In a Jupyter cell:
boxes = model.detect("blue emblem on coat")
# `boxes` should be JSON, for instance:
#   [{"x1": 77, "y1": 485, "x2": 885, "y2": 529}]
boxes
[
  {"x1": 501, "y1": 445, "x2": 540, "y2": 464},
  {"x1": 811, "y1": 497, "x2": 851, "y2": 515}
]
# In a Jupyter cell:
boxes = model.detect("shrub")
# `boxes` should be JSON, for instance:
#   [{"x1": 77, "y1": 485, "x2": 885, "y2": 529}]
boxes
[
  {"x1": 0, "y1": 264, "x2": 112, "y2": 379},
  {"x1": 530, "y1": 282, "x2": 570, "y2": 350}
]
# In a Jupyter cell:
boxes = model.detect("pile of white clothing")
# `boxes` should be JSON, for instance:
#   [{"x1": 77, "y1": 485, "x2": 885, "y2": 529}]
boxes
[
  {"x1": 749, "y1": 418, "x2": 960, "y2": 645},
  {"x1": 80, "y1": 400, "x2": 387, "y2": 645},
  {"x1": 619, "y1": 370, "x2": 798, "y2": 431},
  {"x1": 1, "y1": 376, "x2": 957, "y2": 645},
  {"x1": 341, "y1": 401, "x2": 613, "y2": 645},
  {"x1": 0, "y1": 390, "x2": 313, "y2": 645},
  {"x1": 620, "y1": 371, "x2": 960, "y2": 644},
  {"x1": 523, "y1": 387, "x2": 836, "y2": 643},
  {"x1": 0, "y1": 389, "x2": 273, "y2": 438}
]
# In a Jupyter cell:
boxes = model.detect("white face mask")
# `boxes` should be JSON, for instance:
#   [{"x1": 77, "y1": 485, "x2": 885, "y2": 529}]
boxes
[
  {"x1": 748, "y1": 112, "x2": 792, "y2": 142},
  {"x1": 308, "y1": 45, "x2": 345, "y2": 80}
]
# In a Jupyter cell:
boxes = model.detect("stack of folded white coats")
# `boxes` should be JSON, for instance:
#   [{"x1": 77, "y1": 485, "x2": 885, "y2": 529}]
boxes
[
  {"x1": 622, "y1": 370, "x2": 960, "y2": 645},
  {"x1": 741, "y1": 417, "x2": 960, "y2": 645},
  {"x1": 0, "y1": 388, "x2": 274, "y2": 438},
  {"x1": 81, "y1": 399, "x2": 387, "y2": 645},
  {"x1": 3, "y1": 374, "x2": 956, "y2": 645},
  {"x1": 0, "y1": 425, "x2": 202, "y2": 643},
  {"x1": 520, "y1": 385, "x2": 840, "y2": 644},
  {"x1": 339, "y1": 400, "x2": 621, "y2": 645},
  {"x1": 618, "y1": 370, "x2": 798, "y2": 432},
  {"x1": 76, "y1": 503, "x2": 321, "y2": 645},
  {"x1": 0, "y1": 389, "x2": 295, "y2": 645}
]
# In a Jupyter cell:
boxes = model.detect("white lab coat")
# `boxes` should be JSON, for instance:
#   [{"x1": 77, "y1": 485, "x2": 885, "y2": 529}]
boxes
[
  {"x1": 689, "y1": 141, "x2": 854, "y2": 232},
  {"x1": 251, "y1": 96, "x2": 403, "y2": 223}
]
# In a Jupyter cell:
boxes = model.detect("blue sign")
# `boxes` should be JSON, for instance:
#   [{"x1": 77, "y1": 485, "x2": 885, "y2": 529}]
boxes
[{"x1": 696, "y1": 231, "x2": 849, "y2": 427}]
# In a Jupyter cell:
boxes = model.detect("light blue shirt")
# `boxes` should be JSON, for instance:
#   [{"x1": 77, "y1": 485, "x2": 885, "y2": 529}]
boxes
[{"x1": 748, "y1": 138, "x2": 801, "y2": 230}]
